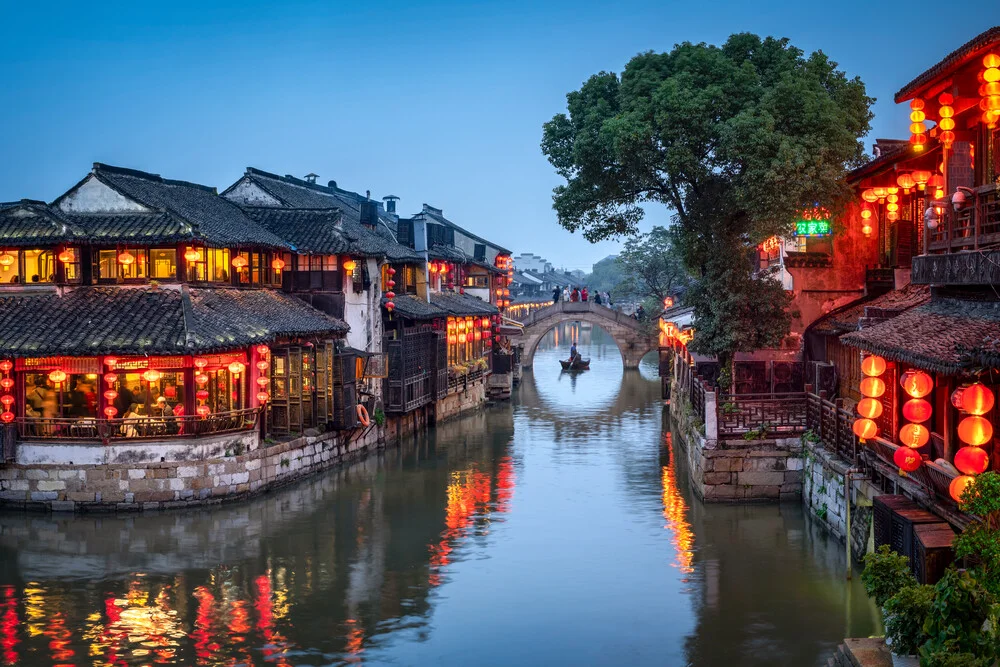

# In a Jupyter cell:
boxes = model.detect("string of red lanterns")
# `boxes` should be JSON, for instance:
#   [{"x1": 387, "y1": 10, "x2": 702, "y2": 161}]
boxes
[
  {"x1": 908, "y1": 98, "x2": 928, "y2": 151},
  {"x1": 981, "y1": 53, "x2": 1000, "y2": 129},
  {"x1": 0, "y1": 360, "x2": 13, "y2": 424},
  {"x1": 854, "y1": 355, "x2": 886, "y2": 441}
]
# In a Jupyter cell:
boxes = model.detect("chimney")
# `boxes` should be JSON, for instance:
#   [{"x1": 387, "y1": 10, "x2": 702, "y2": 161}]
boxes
[
  {"x1": 382, "y1": 195, "x2": 399, "y2": 214},
  {"x1": 304, "y1": 173, "x2": 318, "y2": 184},
  {"x1": 327, "y1": 180, "x2": 337, "y2": 189}
]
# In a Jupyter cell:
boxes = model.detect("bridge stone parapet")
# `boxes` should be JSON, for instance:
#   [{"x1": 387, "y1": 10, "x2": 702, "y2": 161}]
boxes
[{"x1": 517, "y1": 301, "x2": 658, "y2": 370}]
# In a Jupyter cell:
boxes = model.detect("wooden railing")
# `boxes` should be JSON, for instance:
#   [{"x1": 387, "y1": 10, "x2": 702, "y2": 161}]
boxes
[
  {"x1": 927, "y1": 183, "x2": 1000, "y2": 253},
  {"x1": 717, "y1": 392, "x2": 808, "y2": 438},
  {"x1": 14, "y1": 407, "x2": 261, "y2": 443},
  {"x1": 804, "y1": 392, "x2": 860, "y2": 463}
]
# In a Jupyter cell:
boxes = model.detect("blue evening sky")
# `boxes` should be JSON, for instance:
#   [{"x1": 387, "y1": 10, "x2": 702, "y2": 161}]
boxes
[{"x1": 0, "y1": 1, "x2": 994, "y2": 271}]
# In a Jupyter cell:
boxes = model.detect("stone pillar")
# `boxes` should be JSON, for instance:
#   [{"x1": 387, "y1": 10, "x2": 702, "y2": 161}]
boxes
[{"x1": 704, "y1": 387, "x2": 718, "y2": 441}]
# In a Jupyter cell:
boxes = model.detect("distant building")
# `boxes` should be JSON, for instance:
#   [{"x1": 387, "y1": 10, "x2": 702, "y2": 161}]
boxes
[{"x1": 513, "y1": 253, "x2": 552, "y2": 274}]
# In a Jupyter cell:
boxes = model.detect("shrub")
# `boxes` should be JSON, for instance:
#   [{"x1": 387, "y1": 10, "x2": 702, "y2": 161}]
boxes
[
  {"x1": 954, "y1": 472, "x2": 1000, "y2": 597},
  {"x1": 883, "y1": 584, "x2": 933, "y2": 655},
  {"x1": 920, "y1": 568, "x2": 995, "y2": 663},
  {"x1": 862, "y1": 545, "x2": 916, "y2": 608},
  {"x1": 373, "y1": 407, "x2": 386, "y2": 427}
]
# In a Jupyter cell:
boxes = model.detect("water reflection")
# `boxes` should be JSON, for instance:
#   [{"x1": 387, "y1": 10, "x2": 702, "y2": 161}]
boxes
[{"x1": 0, "y1": 322, "x2": 877, "y2": 666}]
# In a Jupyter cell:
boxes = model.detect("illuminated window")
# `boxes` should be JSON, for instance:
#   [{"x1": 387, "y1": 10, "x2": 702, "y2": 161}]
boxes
[
  {"x1": 207, "y1": 248, "x2": 231, "y2": 282},
  {"x1": 150, "y1": 248, "x2": 177, "y2": 279},
  {"x1": 97, "y1": 249, "x2": 147, "y2": 281},
  {"x1": 22, "y1": 249, "x2": 55, "y2": 283}
]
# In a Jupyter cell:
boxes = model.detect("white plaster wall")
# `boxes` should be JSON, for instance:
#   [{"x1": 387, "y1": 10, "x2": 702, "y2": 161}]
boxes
[
  {"x1": 222, "y1": 179, "x2": 283, "y2": 206},
  {"x1": 343, "y1": 258, "x2": 383, "y2": 354},
  {"x1": 57, "y1": 175, "x2": 150, "y2": 213},
  {"x1": 465, "y1": 287, "x2": 490, "y2": 303}
]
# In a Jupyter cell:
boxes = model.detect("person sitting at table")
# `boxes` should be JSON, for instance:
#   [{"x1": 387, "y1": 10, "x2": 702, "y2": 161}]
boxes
[
  {"x1": 123, "y1": 403, "x2": 141, "y2": 437},
  {"x1": 156, "y1": 397, "x2": 179, "y2": 435}
]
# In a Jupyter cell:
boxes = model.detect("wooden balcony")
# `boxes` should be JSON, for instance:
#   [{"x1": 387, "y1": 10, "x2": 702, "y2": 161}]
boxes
[{"x1": 911, "y1": 183, "x2": 1000, "y2": 285}]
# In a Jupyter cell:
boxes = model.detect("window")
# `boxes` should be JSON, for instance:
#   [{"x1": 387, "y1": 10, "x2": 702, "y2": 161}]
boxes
[
  {"x1": 323, "y1": 255, "x2": 338, "y2": 272},
  {"x1": 23, "y1": 372, "x2": 100, "y2": 419},
  {"x1": 60, "y1": 248, "x2": 81, "y2": 283},
  {"x1": 97, "y1": 249, "x2": 147, "y2": 281},
  {"x1": 22, "y1": 249, "x2": 56, "y2": 283},
  {"x1": 403, "y1": 265, "x2": 417, "y2": 294},
  {"x1": 464, "y1": 274, "x2": 489, "y2": 288},
  {"x1": 150, "y1": 249, "x2": 177, "y2": 280},
  {"x1": 185, "y1": 247, "x2": 207, "y2": 281},
  {"x1": 207, "y1": 248, "x2": 231, "y2": 283}
]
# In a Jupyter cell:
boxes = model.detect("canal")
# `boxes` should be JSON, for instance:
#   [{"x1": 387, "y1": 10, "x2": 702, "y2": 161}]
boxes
[{"x1": 0, "y1": 323, "x2": 879, "y2": 666}]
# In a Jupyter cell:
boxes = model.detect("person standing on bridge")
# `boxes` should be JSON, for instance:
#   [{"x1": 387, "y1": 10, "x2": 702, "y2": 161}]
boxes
[
  {"x1": 581, "y1": 287, "x2": 588, "y2": 302},
  {"x1": 570, "y1": 287, "x2": 579, "y2": 302},
  {"x1": 562, "y1": 286, "x2": 570, "y2": 302},
  {"x1": 552, "y1": 286, "x2": 561, "y2": 305},
  {"x1": 593, "y1": 291, "x2": 602, "y2": 306}
]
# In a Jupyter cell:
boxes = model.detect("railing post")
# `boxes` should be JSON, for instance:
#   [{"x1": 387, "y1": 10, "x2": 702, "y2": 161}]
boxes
[
  {"x1": 817, "y1": 390, "x2": 827, "y2": 442},
  {"x1": 704, "y1": 388, "x2": 718, "y2": 441}
]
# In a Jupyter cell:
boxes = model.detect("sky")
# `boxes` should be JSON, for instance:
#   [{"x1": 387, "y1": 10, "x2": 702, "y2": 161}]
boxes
[{"x1": 1, "y1": 1, "x2": 996, "y2": 272}]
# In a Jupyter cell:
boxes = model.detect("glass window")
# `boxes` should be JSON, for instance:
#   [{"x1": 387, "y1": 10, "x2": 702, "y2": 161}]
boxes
[
  {"x1": 150, "y1": 249, "x2": 177, "y2": 280},
  {"x1": 404, "y1": 265, "x2": 417, "y2": 294},
  {"x1": 185, "y1": 247, "x2": 207, "y2": 281},
  {"x1": 310, "y1": 256, "x2": 323, "y2": 271},
  {"x1": 22, "y1": 249, "x2": 56, "y2": 283},
  {"x1": 209, "y1": 248, "x2": 231, "y2": 282},
  {"x1": 98, "y1": 249, "x2": 147, "y2": 281},
  {"x1": 323, "y1": 255, "x2": 338, "y2": 271},
  {"x1": 464, "y1": 274, "x2": 489, "y2": 288},
  {"x1": 60, "y1": 248, "x2": 81, "y2": 283}
]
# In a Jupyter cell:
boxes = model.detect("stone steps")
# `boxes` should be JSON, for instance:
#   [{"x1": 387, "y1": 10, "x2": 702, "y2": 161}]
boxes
[{"x1": 827, "y1": 638, "x2": 892, "y2": 667}]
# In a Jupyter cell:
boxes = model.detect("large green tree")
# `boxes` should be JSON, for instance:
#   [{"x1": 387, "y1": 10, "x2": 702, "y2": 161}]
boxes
[
  {"x1": 614, "y1": 226, "x2": 687, "y2": 303},
  {"x1": 542, "y1": 33, "x2": 873, "y2": 362}
]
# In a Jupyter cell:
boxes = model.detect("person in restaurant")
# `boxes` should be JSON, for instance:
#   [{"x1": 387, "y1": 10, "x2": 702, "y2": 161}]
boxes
[
  {"x1": 552, "y1": 286, "x2": 560, "y2": 305},
  {"x1": 114, "y1": 384, "x2": 134, "y2": 417},
  {"x1": 68, "y1": 381, "x2": 88, "y2": 418},
  {"x1": 122, "y1": 403, "x2": 142, "y2": 437},
  {"x1": 156, "y1": 396, "x2": 179, "y2": 434}
]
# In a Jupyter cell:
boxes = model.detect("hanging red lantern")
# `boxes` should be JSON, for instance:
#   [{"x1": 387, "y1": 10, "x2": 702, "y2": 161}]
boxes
[
  {"x1": 271, "y1": 257, "x2": 285, "y2": 271},
  {"x1": 103, "y1": 356, "x2": 118, "y2": 368},
  {"x1": 429, "y1": 262, "x2": 439, "y2": 274},
  {"x1": 958, "y1": 416, "x2": 993, "y2": 446},
  {"x1": 458, "y1": 333, "x2": 467, "y2": 344},
  {"x1": 0, "y1": 395, "x2": 13, "y2": 407},
  {"x1": 900, "y1": 370, "x2": 933, "y2": 398},
  {"x1": 896, "y1": 173, "x2": 915, "y2": 193},
  {"x1": 194, "y1": 357, "x2": 208, "y2": 369},
  {"x1": 387, "y1": 267, "x2": 396, "y2": 276},
  {"x1": 386, "y1": 279, "x2": 395, "y2": 288},
  {"x1": 894, "y1": 447, "x2": 922, "y2": 472},
  {"x1": 228, "y1": 362, "x2": 246, "y2": 375},
  {"x1": 117, "y1": 250, "x2": 135, "y2": 265},
  {"x1": 0, "y1": 253, "x2": 13, "y2": 267},
  {"x1": 196, "y1": 389, "x2": 209, "y2": 400},
  {"x1": 860, "y1": 377, "x2": 886, "y2": 398},
  {"x1": 103, "y1": 372, "x2": 118, "y2": 385},
  {"x1": 861, "y1": 356, "x2": 886, "y2": 377},
  {"x1": 447, "y1": 334, "x2": 457, "y2": 344},
  {"x1": 902, "y1": 399, "x2": 932, "y2": 423},
  {"x1": 343, "y1": 258, "x2": 357, "y2": 272},
  {"x1": 257, "y1": 391, "x2": 269, "y2": 403},
  {"x1": 384, "y1": 291, "x2": 395, "y2": 299},
  {"x1": 386, "y1": 301, "x2": 395, "y2": 312},
  {"x1": 909, "y1": 98, "x2": 928, "y2": 151},
  {"x1": 142, "y1": 369, "x2": 161, "y2": 382},
  {"x1": 0, "y1": 411, "x2": 12, "y2": 424},
  {"x1": 955, "y1": 446, "x2": 990, "y2": 475},
  {"x1": 481, "y1": 318, "x2": 490, "y2": 328},
  {"x1": 0, "y1": 360, "x2": 11, "y2": 373},
  {"x1": 0, "y1": 378, "x2": 11, "y2": 390},
  {"x1": 197, "y1": 405, "x2": 211, "y2": 417},
  {"x1": 184, "y1": 247, "x2": 202, "y2": 263},
  {"x1": 954, "y1": 383, "x2": 995, "y2": 416},
  {"x1": 256, "y1": 360, "x2": 269, "y2": 372},
  {"x1": 103, "y1": 406, "x2": 118, "y2": 418},
  {"x1": 256, "y1": 345, "x2": 269, "y2": 356},
  {"x1": 857, "y1": 398, "x2": 883, "y2": 419},
  {"x1": 58, "y1": 249, "x2": 73, "y2": 263},
  {"x1": 195, "y1": 373, "x2": 209, "y2": 385},
  {"x1": 938, "y1": 93, "x2": 956, "y2": 148},
  {"x1": 256, "y1": 376, "x2": 269, "y2": 387},
  {"x1": 950, "y1": 475, "x2": 975, "y2": 503},
  {"x1": 164, "y1": 385, "x2": 176, "y2": 398},
  {"x1": 48, "y1": 370, "x2": 66, "y2": 384},
  {"x1": 231, "y1": 255, "x2": 248, "y2": 269},
  {"x1": 899, "y1": 423, "x2": 930, "y2": 448},
  {"x1": 853, "y1": 418, "x2": 878, "y2": 440},
  {"x1": 103, "y1": 389, "x2": 118, "y2": 401}
]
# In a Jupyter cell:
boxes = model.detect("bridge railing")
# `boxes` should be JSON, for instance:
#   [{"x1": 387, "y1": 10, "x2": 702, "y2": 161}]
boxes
[{"x1": 515, "y1": 300, "x2": 648, "y2": 332}]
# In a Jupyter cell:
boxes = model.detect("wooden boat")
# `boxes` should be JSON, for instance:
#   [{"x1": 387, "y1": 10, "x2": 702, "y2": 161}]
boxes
[{"x1": 559, "y1": 357, "x2": 590, "y2": 371}]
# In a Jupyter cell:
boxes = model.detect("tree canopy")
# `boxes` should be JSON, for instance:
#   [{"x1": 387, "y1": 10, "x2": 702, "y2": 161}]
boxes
[
  {"x1": 542, "y1": 33, "x2": 873, "y2": 360},
  {"x1": 614, "y1": 226, "x2": 687, "y2": 303}
]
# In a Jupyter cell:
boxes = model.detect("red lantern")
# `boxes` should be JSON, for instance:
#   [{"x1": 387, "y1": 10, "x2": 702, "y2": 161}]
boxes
[
  {"x1": 954, "y1": 446, "x2": 990, "y2": 475},
  {"x1": 195, "y1": 373, "x2": 209, "y2": 385},
  {"x1": 343, "y1": 258, "x2": 357, "y2": 272},
  {"x1": 900, "y1": 370, "x2": 933, "y2": 398},
  {"x1": 103, "y1": 389, "x2": 118, "y2": 401},
  {"x1": 232, "y1": 255, "x2": 248, "y2": 269},
  {"x1": 164, "y1": 385, "x2": 177, "y2": 398},
  {"x1": 385, "y1": 291, "x2": 395, "y2": 299},
  {"x1": 958, "y1": 416, "x2": 993, "y2": 446},
  {"x1": 950, "y1": 475, "x2": 975, "y2": 503},
  {"x1": 899, "y1": 423, "x2": 930, "y2": 448},
  {"x1": 856, "y1": 398, "x2": 883, "y2": 419},
  {"x1": 228, "y1": 362, "x2": 246, "y2": 375},
  {"x1": 0, "y1": 411, "x2": 13, "y2": 424},
  {"x1": 194, "y1": 357, "x2": 208, "y2": 369},
  {"x1": 902, "y1": 399, "x2": 932, "y2": 423},
  {"x1": 271, "y1": 257, "x2": 286, "y2": 271},
  {"x1": 103, "y1": 406, "x2": 118, "y2": 418},
  {"x1": 0, "y1": 360, "x2": 11, "y2": 373},
  {"x1": 853, "y1": 418, "x2": 878, "y2": 440},
  {"x1": 117, "y1": 250, "x2": 135, "y2": 265},
  {"x1": 256, "y1": 360, "x2": 269, "y2": 372},
  {"x1": 861, "y1": 356, "x2": 886, "y2": 377},
  {"x1": 0, "y1": 395, "x2": 13, "y2": 407},
  {"x1": 48, "y1": 370, "x2": 67, "y2": 384},
  {"x1": 954, "y1": 383, "x2": 995, "y2": 416},
  {"x1": 860, "y1": 377, "x2": 886, "y2": 398},
  {"x1": 103, "y1": 372, "x2": 118, "y2": 385},
  {"x1": 448, "y1": 335, "x2": 457, "y2": 344},
  {"x1": 142, "y1": 369, "x2": 161, "y2": 383},
  {"x1": 104, "y1": 357, "x2": 118, "y2": 368},
  {"x1": 257, "y1": 391, "x2": 269, "y2": 403},
  {"x1": 58, "y1": 249, "x2": 73, "y2": 263},
  {"x1": 386, "y1": 301, "x2": 395, "y2": 312},
  {"x1": 481, "y1": 318, "x2": 490, "y2": 328},
  {"x1": 387, "y1": 267, "x2": 396, "y2": 276},
  {"x1": 196, "y1": 389, "x2": 209, "y2": 400},
  {"x1": 0, "y1": 378, "x2": 12, "y2": 390},
  {"x1": 196, "y1": 405, "x2": 211, "y2": 417},
  {"x1": 256, "y1": 376, "x2": 269, "y2": 387},
  {"x1": 893, "y1": 447, "x2": 922, "y2": 472},
  {"x1": 256, "y1": 345, "x2": 269, "y2": 356},
  {"x1": 185, "y1": 247, "x2": 202, "y2": 262}
]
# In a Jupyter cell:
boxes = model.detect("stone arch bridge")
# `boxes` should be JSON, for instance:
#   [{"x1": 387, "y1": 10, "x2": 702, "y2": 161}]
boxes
[{"x1": 513, "y1": 301, "x2": 659, "y2": 370}]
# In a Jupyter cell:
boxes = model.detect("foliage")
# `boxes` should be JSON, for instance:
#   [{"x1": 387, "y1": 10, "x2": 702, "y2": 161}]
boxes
[
  {"x1": 801, "y1": 429, "x2": 820, "y2": 445},
  {"x1": 922, "y1": 653, "x2": 991, "y2": 667},
  {"x1": 613, "y1": 226, "x2": 689, "y2": 302},
  {"x1": 541, "y1": 33, "x2": 873, "y2": 363},
  {"x1": 920, "y1": 569, "x2": 995, "y2": 663},
  {"x1": 716, "y1": 365, "x2": 733, "y2": 392},
  {"x1": 883, "y1": 585, "x2": 934, "y2": 656},
  {"x1": 742, "y1": 422, "x2": 771, "y2": 440},
  {"x1": 815, "y1": 503, "x2": 828, "y2": 522},
  {"x1": 372, "y1": 407, "x2": 386, "y2": 427},
  {"x1": 954, "y1": 472, "x2": 1000, "y2": 597},
  {"x1": 862, "y1": 545, "x2": 916, "y2": 608},
  {"x1": 584, "y1": 255, "x2": 625, "y2": 295}
]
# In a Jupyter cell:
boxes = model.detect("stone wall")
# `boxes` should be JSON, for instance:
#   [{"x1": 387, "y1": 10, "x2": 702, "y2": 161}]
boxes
[
  {"x1": 669, "y1": 385, "x2": 804, "y2": 502},
  {"x1": 802, "y1": 439, "x2": 877, "y2": 561},
  {"x1": 0, "y1": 426, "x2": 383, "y2": 513},
  {"x1": 435, "y1": 377, "x2": 487, "y2": 422}
]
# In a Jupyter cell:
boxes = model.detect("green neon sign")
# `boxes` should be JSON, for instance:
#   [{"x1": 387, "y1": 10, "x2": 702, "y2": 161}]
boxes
[{"x1": 795, "y1": 219, "x2": 831, "y2": 237}]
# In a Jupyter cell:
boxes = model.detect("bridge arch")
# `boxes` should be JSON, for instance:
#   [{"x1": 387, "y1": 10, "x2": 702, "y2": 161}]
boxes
[{"x1": 516, "y1": 301, "x2": 659, "y2": 370}]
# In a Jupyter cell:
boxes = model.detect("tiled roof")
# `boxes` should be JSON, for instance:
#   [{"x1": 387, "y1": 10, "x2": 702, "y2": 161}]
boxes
[
  {"x1": 244, "y1": 208, "x2": 348, "y2": 254},
  {"x1": 812, "y1": 284, "x2": 930, "y2": 336},
  {"x1": 895, "y1": 26, "x2": 1000, "y2": 102},
  {"x1": 841, "y1": 298, "x2": 1000, "y2": 374},
  {"x1": 428, "y1": 243, "x2": 468, "y2": 262},
  {"x1": 0, "y1": 201, "x2": 84, "y2": 247},
  {"x1": 83, "y1": 164, "x2": 290, "y2": 249},
  {"x1": 430, "y1": 291, "x2": 498, "y2": 316},
  {"x1": 389, "y1": 294, "x2": 448, "y2": 320},
  {"x1": 67, "y1": 212, "x2": 193, "y2": 243},
  {"x1": 417, "y1": 205, "x2": 511, "y2": 255},
  {"x1": 0, "y1": 286, "x2": 347, "y2": 357},
  {"x1": 846, "y1": 140, "x2": 915, "y2": 184}
]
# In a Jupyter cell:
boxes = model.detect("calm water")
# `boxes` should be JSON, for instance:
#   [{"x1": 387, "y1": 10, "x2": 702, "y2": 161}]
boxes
[{"x1": 0, "y1": 323, "x2": 879, "y2": 666}]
